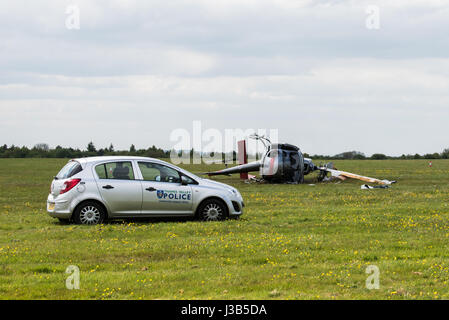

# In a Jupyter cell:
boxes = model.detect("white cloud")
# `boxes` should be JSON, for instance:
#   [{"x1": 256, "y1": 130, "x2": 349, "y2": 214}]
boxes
[
  {"x1": 0, "y1": 1, "x2": 449, "y2": 155},
  {"x1": 1, "y1": 57, "x2": 449, "y2": 155}
]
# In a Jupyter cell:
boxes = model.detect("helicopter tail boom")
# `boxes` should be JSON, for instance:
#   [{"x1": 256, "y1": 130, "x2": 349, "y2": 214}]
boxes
[{"x1": 205, "y1": 161, "x2": 262, "y2": 177}]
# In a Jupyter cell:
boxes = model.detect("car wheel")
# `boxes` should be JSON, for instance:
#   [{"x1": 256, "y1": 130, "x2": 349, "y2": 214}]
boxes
[
  {"x1": 198, "y1": 199, "x2": 227, "y2": 221},
  {"x1": 73, "y1": 202, "x2": 105, "y2": 225}
]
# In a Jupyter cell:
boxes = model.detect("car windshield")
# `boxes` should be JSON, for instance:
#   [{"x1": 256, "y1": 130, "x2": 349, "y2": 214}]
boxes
[
  {"x1": 176, "y1": 167, "x2": 201, "y2": 182},
  {"x1": 56, "y1": 161, "x2": 82, "y2": 179},
  {"x1": 187, "y1": 172, "x2": 201, "y2": 181}
]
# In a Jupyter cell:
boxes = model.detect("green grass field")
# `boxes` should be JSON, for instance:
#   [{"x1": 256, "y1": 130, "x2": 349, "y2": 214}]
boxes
[{"x1": 0, "y1": 158, "x2": 448, "y2": 300}]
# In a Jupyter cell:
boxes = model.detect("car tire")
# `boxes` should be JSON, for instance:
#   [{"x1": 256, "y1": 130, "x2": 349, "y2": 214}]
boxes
[
  {"x1": 197, "y1": 199, "x2": 227, "y2": 221},
  {"x1": 73, "y1": 201, "x2": 106, "y2": 225}
]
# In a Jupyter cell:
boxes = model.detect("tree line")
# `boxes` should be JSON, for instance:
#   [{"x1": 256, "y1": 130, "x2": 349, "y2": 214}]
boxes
[
  {"x1": 0, "y1": 143, "x2": 448, "y2": 160},
  {"x1": 304, "y1": 149, "x2": 449, "y2": 160},
  {"x1": 0, "y1": 143, "x2": 169, "y2": 159}
]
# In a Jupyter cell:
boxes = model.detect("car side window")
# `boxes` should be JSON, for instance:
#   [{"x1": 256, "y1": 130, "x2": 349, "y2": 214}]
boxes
[
  {"x1": 95, "y1": 161, "x2": 135, "y2": 180},
  {"x1": 138, "y1": 162, "x2": 180, "y2": 183},
  {"x1": 95, "y1": 164, "x2": 107, "y2": 179}
]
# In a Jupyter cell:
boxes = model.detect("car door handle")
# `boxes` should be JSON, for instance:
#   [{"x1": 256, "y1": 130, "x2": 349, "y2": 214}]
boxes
[
  {"x1": 145, "y1": 187, "x2": 156, "y2": 192},
  {"x1": 102, "y1": 185, "x2": 114, "y2": 190}
]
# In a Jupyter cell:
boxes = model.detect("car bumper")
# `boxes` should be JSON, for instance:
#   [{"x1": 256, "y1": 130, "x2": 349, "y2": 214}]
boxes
[
  {"x1": 229, "y1": 200, "x2": 244, "y2": 216},
  {"x1": 47, "y1": 194, "x2": 72, "y2": 219}
]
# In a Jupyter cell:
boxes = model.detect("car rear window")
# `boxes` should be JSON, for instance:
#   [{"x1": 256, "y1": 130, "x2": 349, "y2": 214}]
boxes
[{"x1": 56, "y1": 161, "x2": 83, "y2": 179}]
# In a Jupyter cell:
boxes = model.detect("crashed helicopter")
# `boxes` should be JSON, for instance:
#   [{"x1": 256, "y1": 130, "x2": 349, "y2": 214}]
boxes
[{"x1": 205, "y1": 134, "x2": 396, "y2": 186}]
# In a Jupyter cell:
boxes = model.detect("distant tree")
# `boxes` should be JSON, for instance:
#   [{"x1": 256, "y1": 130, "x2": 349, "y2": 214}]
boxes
[
  {"x1": 335, "y1": 151, "x2": 366, "y2": 160},
  {"x1": 371, "y1": 153, "x2": 387, "y2": 160},
  {"x1": 424, "y1": 153, "x2": 441, "y2": 159},
  {"x1": 145, "y1": 145, "x2": 167, "y2": 158},
  {"x1": 55, "y1": 147, "x2": 70, "y2": 158},
  {"x1": 7, "y1": 146, "x2": 30, "y2": 158},
  {"x1": 441, "y1": 148, "x2": 449, "y2": 159},
  {"x1": 130, "y1": 144, "x2": 136, "y2": 153},
  {"x1": 87, "y1": 142, "x2": 96, "y2": 153},
  {"x1": 108, "y1": 144, "x2": 114, "y2": 152},
  {"x1": 413, "y1": 153, "x2": 422, "y2": 159},
  {"x1": 34, "y1": 143, "x2": 49, "y2": 151}
]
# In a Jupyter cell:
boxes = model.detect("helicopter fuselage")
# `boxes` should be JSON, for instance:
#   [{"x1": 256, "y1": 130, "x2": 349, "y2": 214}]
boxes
[{"x1": 260, "y1": 143, "x2": 306, "y2": 183}]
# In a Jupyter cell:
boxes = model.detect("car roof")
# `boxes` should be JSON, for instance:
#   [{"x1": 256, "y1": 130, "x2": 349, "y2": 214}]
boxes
[
  {"x1": 69, "y1": 156, "x2": 202, "y2": 181},
  {"x1": 72, "y1": 156, "x2": 160, "y2": 165}
]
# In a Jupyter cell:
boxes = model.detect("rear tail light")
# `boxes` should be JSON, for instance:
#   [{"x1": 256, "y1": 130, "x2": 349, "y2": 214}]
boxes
[{"x1": 60, "y1": 179, "x2": 81, "y2": 194}]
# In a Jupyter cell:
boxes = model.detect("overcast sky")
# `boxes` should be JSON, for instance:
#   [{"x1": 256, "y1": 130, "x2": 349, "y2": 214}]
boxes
[{"x1": 1, "y1": 0, "x2": 448, "y2": 156}]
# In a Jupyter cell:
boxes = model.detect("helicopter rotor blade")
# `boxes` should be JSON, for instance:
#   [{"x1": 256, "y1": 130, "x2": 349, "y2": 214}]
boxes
[{"x1": 319, "y1": 167, "x2": 396, "y2": 185}]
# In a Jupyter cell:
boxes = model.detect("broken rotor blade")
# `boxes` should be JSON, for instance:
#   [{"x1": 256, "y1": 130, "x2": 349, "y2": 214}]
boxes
[{"x1": 319, "y1": 167, "x2": 396, "y2": 185}]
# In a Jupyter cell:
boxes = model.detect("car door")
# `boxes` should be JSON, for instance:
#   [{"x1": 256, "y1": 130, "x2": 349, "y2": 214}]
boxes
[
  {"x1": 137, "y1": 161, "x2": 193, "y2": 215},
  {"x1": 94, "y1": 161, "x2": 143, "y2": 215}
]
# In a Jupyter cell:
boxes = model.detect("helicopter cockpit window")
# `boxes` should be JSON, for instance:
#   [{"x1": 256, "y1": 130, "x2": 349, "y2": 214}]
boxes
[
  {"x1": 263, "y1": 150, "x2": 279, "y2": 175},
  {"x1": 267, "y1": 150, "x2": 278, "y2": 159}
]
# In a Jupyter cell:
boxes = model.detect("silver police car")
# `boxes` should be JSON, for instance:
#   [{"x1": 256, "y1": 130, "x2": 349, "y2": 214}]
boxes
[{"x1": 47, "y1": 156, "x2": 244, "y2": 224}]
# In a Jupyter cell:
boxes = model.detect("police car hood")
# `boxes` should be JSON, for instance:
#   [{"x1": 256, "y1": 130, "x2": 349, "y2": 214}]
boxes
[{"x1": 199, "y1": 178, "x2": 235, "y2": 191}]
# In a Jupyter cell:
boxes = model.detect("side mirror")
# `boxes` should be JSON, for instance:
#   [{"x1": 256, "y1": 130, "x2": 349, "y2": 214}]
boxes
[{"x1": 181, "y1": 176, "x2": 189, "y2": 186}]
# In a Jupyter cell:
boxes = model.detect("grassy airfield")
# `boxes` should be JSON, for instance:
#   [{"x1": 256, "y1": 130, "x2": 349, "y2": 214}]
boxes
[{"x1": 0, "y1": 158, "x2": 448, "y2": 299}]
